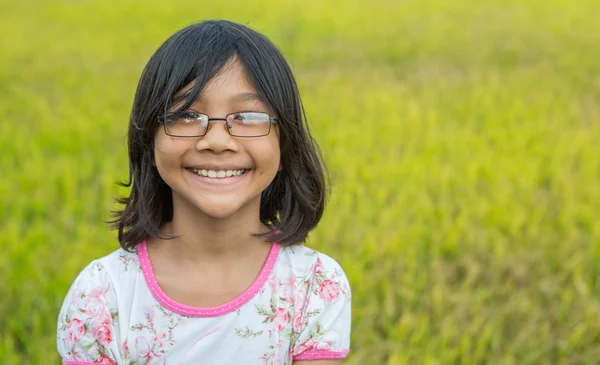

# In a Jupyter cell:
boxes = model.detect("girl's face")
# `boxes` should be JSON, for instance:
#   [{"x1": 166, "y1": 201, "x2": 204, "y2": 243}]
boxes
[{"x1": 153, "y1": 60, "x2": 281, "y2": 220}]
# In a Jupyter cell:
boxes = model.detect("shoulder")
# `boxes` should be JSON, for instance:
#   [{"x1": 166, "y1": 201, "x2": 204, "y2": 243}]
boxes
[
  {"x1": 58, "y1": 248, "x2": 138, "y2": 316},
  {"x1": 70, "y1": 247, "x2": 141, "y2": 285},
  {"x1": 277, "y1": 244, "x2": 351, "y2": 296},
  {"x1": 97, "y1": 247, "x2": 141, "y2": 273},
  {"x1": 58, "y1": 253, "x2": 122, "y2": 316},
  {"x1": 279, "y1": 244, "x2": 347, "y2": 272}
]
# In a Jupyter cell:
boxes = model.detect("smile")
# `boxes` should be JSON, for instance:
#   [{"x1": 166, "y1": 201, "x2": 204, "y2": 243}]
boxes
[{"x1": 188, "y1": 168, "x2": 247, "y2": 179}]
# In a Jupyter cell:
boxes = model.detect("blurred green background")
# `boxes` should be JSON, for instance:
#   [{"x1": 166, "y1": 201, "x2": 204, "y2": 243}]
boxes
[{"x1": 1, "y1": 0, "x2": 599, "y2": 364}]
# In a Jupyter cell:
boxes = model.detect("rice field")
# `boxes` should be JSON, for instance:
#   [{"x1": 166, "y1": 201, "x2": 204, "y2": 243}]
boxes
[{"x1": 1, "y1": 0, "x2": 599, "y2": 364}]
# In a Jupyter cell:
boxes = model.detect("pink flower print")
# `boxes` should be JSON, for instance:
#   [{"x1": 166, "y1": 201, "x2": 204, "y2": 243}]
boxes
[
  {"x1": 293, "y1": 289, "x2": 307, "y2": 333},
  {"x1": 92, "y1": 322, "x2": 113, "y2": 347},
  {"x1": 296, "y1": 338, "x2": 332, "y2": 354},
  {"x1": 121, "y1": 338, "x2": 129, "y2": 354},
  {"x1": 135, "y1": 336, "x2": 153, "y2": 358},
  {"x1": 316, "y1": 339, "x2": 333, "y2": 350},
  {"x1": 312, "y1": 258, "x2": 323, "y2": 275},
  {"x1": 97, "y1": 354, "x2": 116, "y2": 364},
  {"x1": 66, "y1": 318, "x2": 86, "y2": 343},
  {"x1": 295, "y1": 339, "x2": 318, "y2": 354},
  {"x1": 153, "y1": 332, "x2": 168, "y2": 347},
  {"x1": 273, "y1": 307, "x2": 290, "y2": 331},
  {"x1": 268, "y1": 275, "x2": 277, "y2": 292},
  {"x1": 88, "y1": 286, "x2": 105, "y2": 300},
  {"x1": 282, "y1": 274, "x2": 297, "y2": 301},
  {"x1": 293, "y1": 288, "x2": 306, "y2": 313},
  {"x1": 318, "y1": 280, "x2": 340, "y2": 301},
  {"x1": 100, "y1": 309, "x2": 114, "y2": 325},
  {"x1": 293, "y1": 315, "x2": 304, "y2": 334},
  {"x1": 87, "y1": 307, "x2": 113, "y2": 345},
  {"x1": 81, "y1": 296, "x2": 107, "y2": 319}
]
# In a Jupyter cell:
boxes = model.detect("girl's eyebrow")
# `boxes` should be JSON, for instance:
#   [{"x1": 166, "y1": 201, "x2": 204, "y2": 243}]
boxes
[
  {"x1": 170, "y1": 91, "x2": 266, "y2": 112},
  {"x1": 229, "y1": 92, "x2": 265, "y2": 103}
]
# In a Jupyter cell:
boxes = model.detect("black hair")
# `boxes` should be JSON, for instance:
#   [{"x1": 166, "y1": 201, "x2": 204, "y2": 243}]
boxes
[{"x1": 111, "y1": 20, "x2": 328, "y2": 251}]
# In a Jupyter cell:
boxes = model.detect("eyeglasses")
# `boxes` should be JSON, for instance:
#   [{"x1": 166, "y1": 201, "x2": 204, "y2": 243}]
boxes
[{"x1": 158, "y1": 111, "x2": 278, "y2": 138}]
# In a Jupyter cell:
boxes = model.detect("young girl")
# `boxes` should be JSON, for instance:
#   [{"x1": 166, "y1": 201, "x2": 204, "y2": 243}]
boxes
[{"x1": 56, "y1": 20, "x2": 351, "y2": 364}]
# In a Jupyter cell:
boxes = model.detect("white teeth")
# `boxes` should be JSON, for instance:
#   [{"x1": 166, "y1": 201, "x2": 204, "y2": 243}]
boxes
[{"x1": 190, "y1": 168, "x2": 246, "y2": 179}]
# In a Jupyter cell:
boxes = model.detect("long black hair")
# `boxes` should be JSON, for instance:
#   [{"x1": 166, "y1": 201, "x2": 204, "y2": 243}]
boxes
[{"x1": 111, "y1": 20, "x2": 328, "y2": 251}]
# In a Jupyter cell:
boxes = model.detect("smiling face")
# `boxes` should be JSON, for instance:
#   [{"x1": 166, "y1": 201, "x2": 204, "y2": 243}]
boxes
[{"x1": 153, "y1": 59, "x2": 281, "y2": 221}]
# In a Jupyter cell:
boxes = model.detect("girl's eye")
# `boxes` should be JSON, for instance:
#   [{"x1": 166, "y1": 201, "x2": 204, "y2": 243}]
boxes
[
  {"x1": 232, "y1": 112, "x2": 268, "y2": 124},
  {"x1": 182, "y1": 112, "x2": 200, "y2": 120},
  {"x1": 177, "y1": 112, "x2": 204, "y2": 124}
]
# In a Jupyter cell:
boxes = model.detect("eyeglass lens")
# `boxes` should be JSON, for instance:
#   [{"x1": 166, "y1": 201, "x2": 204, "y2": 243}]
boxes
[{"x1": 165, "y1": 112, "x2": 272, "y2": 137}]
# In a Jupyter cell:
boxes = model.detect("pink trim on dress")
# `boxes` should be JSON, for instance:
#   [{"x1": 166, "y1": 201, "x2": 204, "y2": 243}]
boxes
[
  {"x1": 137, "y1": 241, "x2": 280, "y2": 317},
  {"x1": 293, "y1": 349, "x2": 350, "y2": 360},
  {"x1": 63, "y1": 361, "x2": 104, "y2": 365}
]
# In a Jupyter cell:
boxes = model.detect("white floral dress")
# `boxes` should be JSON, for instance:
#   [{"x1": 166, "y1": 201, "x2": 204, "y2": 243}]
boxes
[{"x1": 57, "y1": 242, "x2": 351, "y2": 364}]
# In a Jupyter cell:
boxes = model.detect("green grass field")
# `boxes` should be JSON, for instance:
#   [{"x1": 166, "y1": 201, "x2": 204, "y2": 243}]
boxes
[{"x1": 1, "y1": 0, "x2": 599, "y2": 364}]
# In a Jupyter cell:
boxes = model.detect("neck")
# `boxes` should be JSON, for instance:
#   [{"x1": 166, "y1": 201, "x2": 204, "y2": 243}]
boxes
[{"x1": 151, "y1": 195, "x2": 272, "y2": 264}]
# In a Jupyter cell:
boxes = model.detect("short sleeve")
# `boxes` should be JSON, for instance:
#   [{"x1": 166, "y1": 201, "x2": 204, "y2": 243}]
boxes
[
  {"x1": 57, "y1": 261, "x2": 121, "y2": 365},
  {"x1": 292, "y1": 254, "x2": 352, "y2": 361}
]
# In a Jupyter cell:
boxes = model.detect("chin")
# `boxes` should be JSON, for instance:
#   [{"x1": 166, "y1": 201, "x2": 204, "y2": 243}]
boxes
[
  {"x1": 178, "y1": 192, "x2": 261, "y2": 220},
  {"x1": 201, "y1": 206, "x2": 243, "y2": 219},
  {"x1": 194, "y1": 199, "x2": 248, "y2": 220}
]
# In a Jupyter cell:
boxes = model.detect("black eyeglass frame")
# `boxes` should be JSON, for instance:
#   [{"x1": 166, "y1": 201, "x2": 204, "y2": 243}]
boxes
[{"x1": 157, "y1": 111, "x2": 278, "y2": 138}]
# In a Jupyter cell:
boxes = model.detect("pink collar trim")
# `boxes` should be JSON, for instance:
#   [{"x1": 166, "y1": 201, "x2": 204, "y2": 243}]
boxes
[{"x1": 137, "y1": 240, "x2": 280, "y2": 317}]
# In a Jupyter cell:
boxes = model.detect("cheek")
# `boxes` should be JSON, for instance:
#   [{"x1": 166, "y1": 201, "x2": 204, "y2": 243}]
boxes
[
  {"x1": 153, "y1": 144, "x2": 171, "y2": 172},
  {"x1": 258, "y1": 139, "x2": 281, "y2": 171},
  {"x1": 154, "y1": 136, "x2": 187, "y2": 161},
  {"x1": 244, "y1": 133, "x2": 280, "y2": 169},
  {"x1": 153, "y1": 137, "x2": 191, "y2": 181}
]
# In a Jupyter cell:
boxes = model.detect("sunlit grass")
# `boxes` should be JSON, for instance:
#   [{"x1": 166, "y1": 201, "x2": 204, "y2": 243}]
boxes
[{"x1": 1, "y1": 0, "x2": 599, "y2": 364}]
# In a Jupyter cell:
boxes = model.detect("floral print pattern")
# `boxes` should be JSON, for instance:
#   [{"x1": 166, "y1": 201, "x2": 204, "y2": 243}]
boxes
[
  {"x1": 57, "y1": 262, "x2": 118, "y2": 364},
  {"x1": 121, "y1": 305, "x2": 183, "y2": 364},
  {"x1": 57, "y1": 244, "x2": 350, "y2": 364},
  {"x1": 119, "y1": 252, "x2": 140, "y2": 273},
  {"x1": 235, "y1": 253, "x2": 351, "y2": 364}
]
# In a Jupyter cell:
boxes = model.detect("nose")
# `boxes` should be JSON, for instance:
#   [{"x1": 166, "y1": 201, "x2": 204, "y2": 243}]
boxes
[{"x1": 195, "y1": 119, "x2": 238, "y2": 153}]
